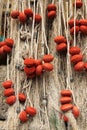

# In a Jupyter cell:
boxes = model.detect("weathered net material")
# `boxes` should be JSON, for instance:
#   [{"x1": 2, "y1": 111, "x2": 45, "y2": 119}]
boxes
[{"x1": 0, "y1": 0, "x2": 87, "y2": 130}]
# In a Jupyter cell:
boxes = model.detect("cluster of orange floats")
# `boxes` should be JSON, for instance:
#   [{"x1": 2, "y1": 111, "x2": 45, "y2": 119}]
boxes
[
  {"x1": 0, "y1": 38, "x2": 14, "y2": 55},
  {"x1": 2, "y1": 80, "x2": 36, "y2": 122},
  {"x1": 60, "y1": 90, "x2": 80, "y2": 122},
  {"x1": 54, "y1": 35, "x2": 87, "y2": 71},
  {"x1": 24, "y1": 54, "x2": 54, "y2": 78},
  {"x1": 69, "y1": 19, "x2": 87, "y2": 35},
  {"x1": 54, "y1": 36, "x2": 67, "y2": 52},
  {"x1": 19, "y1": 106, "x2": 36, "y2": 122},
  {"x1": 70, "y1": 46, "x2": 85, "y2": 71},
  {"x1": 11, "y1": 8, "x2": 41, "y2": 24},
  {"x1": 11, "y1": 4, "x2": 57, "y2": 23},
  {"x1": 1, "y1": 0, "x2": 84, "y2": 123},
  {"x1": 2, "y1": 80, "x2": 27, "y2": 105},
  {"x1": 47, "y1": 4, "x2": 56, "y2": 20}
]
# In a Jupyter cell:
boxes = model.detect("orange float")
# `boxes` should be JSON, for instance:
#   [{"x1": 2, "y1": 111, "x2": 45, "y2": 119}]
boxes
[
  {"x1": 11, "y1": 10, "x2": 19, "y2": 19},
  {"x1": 42, "y1": 54, "x2": 54, "y2": 62},
  {"x1": 60, "y1": 104, "x2": 73, "y2": 112},
  {"x1": 70, "y1": 54, "x2": 83, "y2": 64},
  {"x1": 47, "y1": 11, "x2": 56, "y2": 19},
  {"x1": 68, "y1": 19, "x2": 79, "y2": 28},
  {"x1": 36, "y1": 65, "x2": 43, "y2": 76},
  {"x1": 26, "y1": 106, "x2": 36, "y2": 116},
  {"x1": 18, "y1": 12, "x2": 27, "y2": 23},
  {"x1": 69, "y1": 46, "x2": 81, "y2": 55},
  {"x1": 56, "y1": 43, "x2": 67, "y2": 52},
  {"x1": 24, "y1": 58, "x2": 35, "y2": 67},
  {"x1": 72, "y1": 106, "x2": 80, "y2": 118},
  {"x1": 2, "y1": 80, "x2": 13, "y2": 89},
  {"x1": 43, "y1": 63, "x2": 53, "y2": 71},
  {"x1": 6, "y1": 95, "x2": 16, "y2": 105},
  {"x1": 24, "y1": 66, "x2": 36, "y2": 74},
  {"x1": 18, "y1": 93, "x2": 26, "y2": 102},
  {"x1": 24, "y1": 8, "x2": 33, "y2": 17},
  {"x1": 47, "y1": 4, "x2": 56, "y2": 11},
  {"x1": 19, "y1": 111, "x2": 28, "y2": 122},
  {"x1": 4, "y1": 88, "x2": 15, "y2": 97},
  {"x1": 61, "y1": 90, "x2": 72, "y2": 96},
  {"x1": 74, "y1": 61, "x2": 84, "y2": 71},
  {"x1": 60, "y1": 97, "x2": 72, "y2": 104},
  {"x1": 54, "y1": 36, "x2": 66, "y2": 44}
]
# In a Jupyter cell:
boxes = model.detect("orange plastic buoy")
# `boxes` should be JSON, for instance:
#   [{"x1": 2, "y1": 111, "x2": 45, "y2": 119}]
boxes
[
  {"x1": 60, "y1": 97, "x2": 72, "y2": 104},
  {"x1": 5, "y1": 38, "x2": 14, "y2": 47},
  {"x1": 73, "y1": 0, "x2": 83, "y2": 8},
  {"x1": 3, "y1": 45, "x2": 12, "y2": 53},
  {"x1": 68, "y1": 19, "x2": 79, "y2": 28},
  {"x1": 4, "y1": 88, "x2": 15, "y2": 97},
  {"x1": 2, "y1": 80, "x2": 13, "y2": 89},
  {"x1": 35, "y1": 14, "x2": 42, "y2": 23},
  {"x1": 72, "y1": 106, "x2": 80, "y2": 118},
  {"x1": 54, "y1": 36, "x2": 66, "y2": 44},
  {"x1": 70, "y1": 54, "x2": 83, "y2": 64},
  {"x1": 47, "y1": 4, "x2": 56, "y2": 11},
  {"x1": 0, "y1": 41, "x2": 6, "y2": 47},
  {"x1": 25, "y1": 106, "x2": 36, "y2": 116},
  {"x1": 19, "y1": 111, "x2": 28, "y2": 122},
  {"x1": 74, "y1": 61, "x2": 84, "y2": 71},
  {"x1": 18, "y1": 12, "x2": 27, "y2": 23},
  {"x1": 43, "y1": 63, "x2": 53, "y2": 71},
  {"x1": 61, "y1": 90, "x2": 72, "y2": 96},
  {"x1": 24, "y1": 8, "x2": 33, "y2": 17},
  {"x1": 24, "y1": 58, "x2": 35, "y2": 67},
  {"x1": 47, "y1": 11, "x2": 56, "y2": 19},
  {"x1": 11, "y1": 10, "x2": 20, "y2": 19},
  {"x1": 79, "y1": 19, "x2": 87, "y2": 26},
  {"x1": 60, "y1": 104, "x2": 73, "y2": 112},
  {"x1": 42, "y1": 54, "x2": 54, "y2": 62},
  {"x1": 69, "y1": 46, "x2": 81, "y2": 55},
  {"x1": 79, "y1": 26, "x2": 87, "y2": 35},
  {"x1": 70, "y1": 26, "x2": 79, "y2": 35},
  {"x1": 24, "y1": 66, "x2": 36, "y2": 74},
  {"x1": 56, "y1": 43, "x2": 67, "y2": 52},
  {"x1": 6, "y1": 95, "x2": 16, "y2": 105},
  {"x1": 18, "y1": 93, "x2": 26, "y2": 102},
  {"x1": 36, "y1": 65, "x2": 43, "y2": 76},
  {"x1": 35, "y1": 59, "x2": 42, "y2": 66},
  {"x1": 0, "y1": 47, "x2": 4, "y2": 55}
]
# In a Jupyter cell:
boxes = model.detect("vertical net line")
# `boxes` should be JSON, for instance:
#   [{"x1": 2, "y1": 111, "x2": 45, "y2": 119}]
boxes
[
  {"x1": 30, "y1": 0, "x2": 35, "y2": 57},
  {"x1": 66, "y1": 2, "x2": 71, "y2": 90},
  {"x1": 6, "y1": 0, "x2": 10, "y2": 80},
  {"x1": 74, "y1": 0, "x2": 76, "y2": 46}
]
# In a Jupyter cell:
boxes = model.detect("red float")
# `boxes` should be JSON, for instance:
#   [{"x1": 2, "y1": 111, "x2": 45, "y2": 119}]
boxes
[
  {"x1": 43, "y1": 63, "x2": 53, "y2": 71},
  {"x1": 19, "y1": 111, "x2": 28, "y2": 122},
  {"x1": 6, "y1": 95, "x2": 16, "y2": 105},
  {"x1": 25, "y1": 106, "x2": 36, "y2": 116},
  {"x1": 60, "y1": 104, "x2": 73, "y2": 112},
  {"x1": 61, "y1": 90, "x2": 72, "y2": 96},
  {"x1": 42, "y1": 54, "x2": 54, "y2": 62},
  {"x1": 4, "y1": 88, "x2": 15, "y2": 97},
  {"x1": 11, "y1": 10, "x2": 20, "y2": 19}
]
